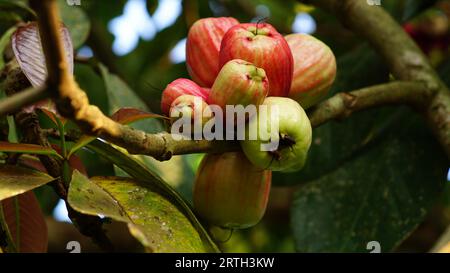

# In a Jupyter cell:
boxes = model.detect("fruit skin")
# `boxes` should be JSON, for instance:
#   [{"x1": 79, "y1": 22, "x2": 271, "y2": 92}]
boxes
[
  {"x1": 240, "y1": 97, "x2": 312, "y2": 172},
  {"x1": 285, "y1": 34, "x2": 336, "y2": 109},
  {"x1": 208, "y1": 59, "x2": 269, "y2": 111},
  {"x1": 219, "y1": 23, "x2": 293, "y2": 97},
  {"x1": 193, "y1": 152, "x2": 272, "y2": 229},
  {"x1": 169, "y1": 94, "x2": 212, "y2": 126},
  {"x1": 186, "y1": 17, "x2": 239, "y2": 87},
  {"x1": 161, "y1": 78, "x2": 209, "y2": 115}
]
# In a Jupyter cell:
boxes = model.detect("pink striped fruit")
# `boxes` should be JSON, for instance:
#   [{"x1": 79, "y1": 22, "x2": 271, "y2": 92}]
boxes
[
  {"x1": 161, "y1": 78, "x2": 209, "y2": 115},
  {"x1": 186, "y1": 17, "x2": 239, "y2": 87},
  {"x1": 285, "y1": 34, "x2": 336, "y2": 109},
  {"x1": 193, "y1": 152, "x2": 272, "y2": 229},
  {"x1": 219, "y1": 23, "x2": 293, "y2": 97},
  {"x1": 208, "y1": 59, "x2": 269, "y2": 111}
]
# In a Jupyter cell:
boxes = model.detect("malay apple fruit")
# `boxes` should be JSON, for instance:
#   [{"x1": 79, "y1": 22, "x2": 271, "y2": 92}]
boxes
[
  {"x1": 219, "y1": 23, "x2": 293, "y2": 97},
  {"x1": 161, "y1": 78, "x2": 209, "y2": 115},
  {"x1": 186, "y1": 17, "x2": 239, "y2": 87},
  {"x1": 240, "y1": 97, "x2": 312, "y2": 172},
  {"x1": 285, "y1": 34, "x2": 336, "y2": 109},
  {"x1": 193, "y1": 152, "x2": 272, "y2": 229},
  {"x1": 208, "y1": 59, "x2": 269, "y2": 111}
]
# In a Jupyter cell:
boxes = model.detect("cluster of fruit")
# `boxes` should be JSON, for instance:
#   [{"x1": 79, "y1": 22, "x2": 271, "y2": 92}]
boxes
[{"x1": 160, "y1": 17, "x2": 336, "y2": 230}]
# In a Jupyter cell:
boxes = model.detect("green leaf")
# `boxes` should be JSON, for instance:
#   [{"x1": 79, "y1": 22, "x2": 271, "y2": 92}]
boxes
[
  {"x1": 0, "y1": 141, "x2": 62, "y2": 159},
  {"x1": 274, "y1": 45, "x2": 390, "y2": 186},
  {"x1": 98, "y1": 63, "x2": 164, "y2": 133},
  {"x1": 86, "y1": 140, "x2": 219, "y2": 252},
  {"x1": 0, "y1": 26, "x2": 16, "y2": 71},
  {"x1": 0, "y1": 164, "x2": 54, "y2": 201},
  {"x1": 58, "y1": 0, "x2": 90, "y2": 49},
  {"x1": 291, "y1": 112, "x2": 448, "y2": 252},
  {"x1": 68, "y1": 170, "x2": 208, "y2": 252}
]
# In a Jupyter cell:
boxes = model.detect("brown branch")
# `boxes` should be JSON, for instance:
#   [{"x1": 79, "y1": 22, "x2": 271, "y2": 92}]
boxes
[
  {"x1": 308, "y1": 81, "x2": 428, "y2": 127},
  {"x1": 301, "y1": 0, "x2": 450, "y2": 158}
]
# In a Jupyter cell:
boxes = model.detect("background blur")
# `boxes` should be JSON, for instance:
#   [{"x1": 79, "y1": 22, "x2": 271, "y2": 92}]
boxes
[{"x1": 1, "y1": 0, "x2": 449, "y2": 252}]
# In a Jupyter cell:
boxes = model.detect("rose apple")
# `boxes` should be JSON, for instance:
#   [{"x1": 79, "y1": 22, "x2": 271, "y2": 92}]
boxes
[
  {"x1": 193, "y1": 152, "x2": 272, "y2": 229},
  {"x1": 285, "y1": 34, "x2": 336, "y2": 109},
  {"x1": 219, "y1": 23, "x2": 293, "y2": 97},
  {"x1": 240, "y1": 97, "x2": 312, "y2": 172},
  {"x1": 161, "y1": 78, "x2": 209, "y2": 115},
  {"x1": 208, "y1": 59, "x2": 269, "y2": 111},
  {"x1": 186, "y1": 17, "x2": 239, "y2": 87}
]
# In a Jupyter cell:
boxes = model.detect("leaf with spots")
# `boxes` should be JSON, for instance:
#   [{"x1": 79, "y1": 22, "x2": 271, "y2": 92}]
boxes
[
  {"x1": 68, "y1": 171, "x2": 209, "y2": 252},
  {"x1": 291, "y1": 111, "x2": 448, "y2": 252},
  {"x1": 0, "y1": 164, "x2": 55, "y2": 201}
]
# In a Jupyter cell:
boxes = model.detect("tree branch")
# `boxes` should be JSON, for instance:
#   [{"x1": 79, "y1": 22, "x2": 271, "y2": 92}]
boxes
[
  {"x1": 308, "y1": 81, "x2": 427, "y2": 127},
  {"x1": 301, "y1": 0, "x2": 450, "y2": 158}
]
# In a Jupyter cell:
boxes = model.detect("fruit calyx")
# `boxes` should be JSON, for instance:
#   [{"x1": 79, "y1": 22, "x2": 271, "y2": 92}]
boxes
[{"x1": 268, "y1": 133, "x2": 297, "y2": 161}]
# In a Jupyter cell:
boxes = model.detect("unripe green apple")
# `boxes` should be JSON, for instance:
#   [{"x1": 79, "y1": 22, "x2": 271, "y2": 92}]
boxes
[
  {"x1": 285, "y1": 34, "x2": 336, "y2": 109},
  {"x1": 240, "y1": 97, "x2": 312, "y2": 172},
  {"x1": 193, "y1": 152, "x2": 272, "y2": 229}
]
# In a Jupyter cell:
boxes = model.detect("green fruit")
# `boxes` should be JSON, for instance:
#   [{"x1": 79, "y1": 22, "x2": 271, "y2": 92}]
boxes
[
  {"x1": 193, "y1": 152, "x2": 272, "y2": 229},
  {"x1": 240, "y1": 97, "x2": 312, "y2": 172}
]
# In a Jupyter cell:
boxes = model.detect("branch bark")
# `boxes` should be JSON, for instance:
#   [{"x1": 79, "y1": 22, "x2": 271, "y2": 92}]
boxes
[{"x1": 308, "y1": 81, "x2": 427, "y2": 127}]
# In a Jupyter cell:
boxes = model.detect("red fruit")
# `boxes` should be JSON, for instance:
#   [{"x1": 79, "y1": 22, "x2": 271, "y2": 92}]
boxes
[
  {"x1": 186, "y1": 17, "x2": 239, "y2": 87},
  {"x1": 161, "y1": 78, "x2": 209, "y2": 115},
  {"x1": 193, "y1": 152, "x2": 272, "y2": 229},
  {"x1": 208, "y1": 59, "x2": 269, "y2": 111},
  {"x1": 219, "y1": 23, "x2": 293, "y2": 97},
  {"x1": 285, "y1": 34, "x2": 336, "y2": 109}
]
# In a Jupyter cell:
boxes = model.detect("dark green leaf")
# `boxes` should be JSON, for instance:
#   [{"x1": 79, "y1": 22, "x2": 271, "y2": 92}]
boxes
[
  {"x1": 98, "y1": 63, "x2": 164, "y2": 133},
  {"x1": 58, "y1": 0, "x2": 91, "y2": 49},
  {"x1": 291, "y1": 112, "x2": 448, "y2": 252},
  {"x1": 0, "y1": 26, "x2": 16, "y2": 71}
]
